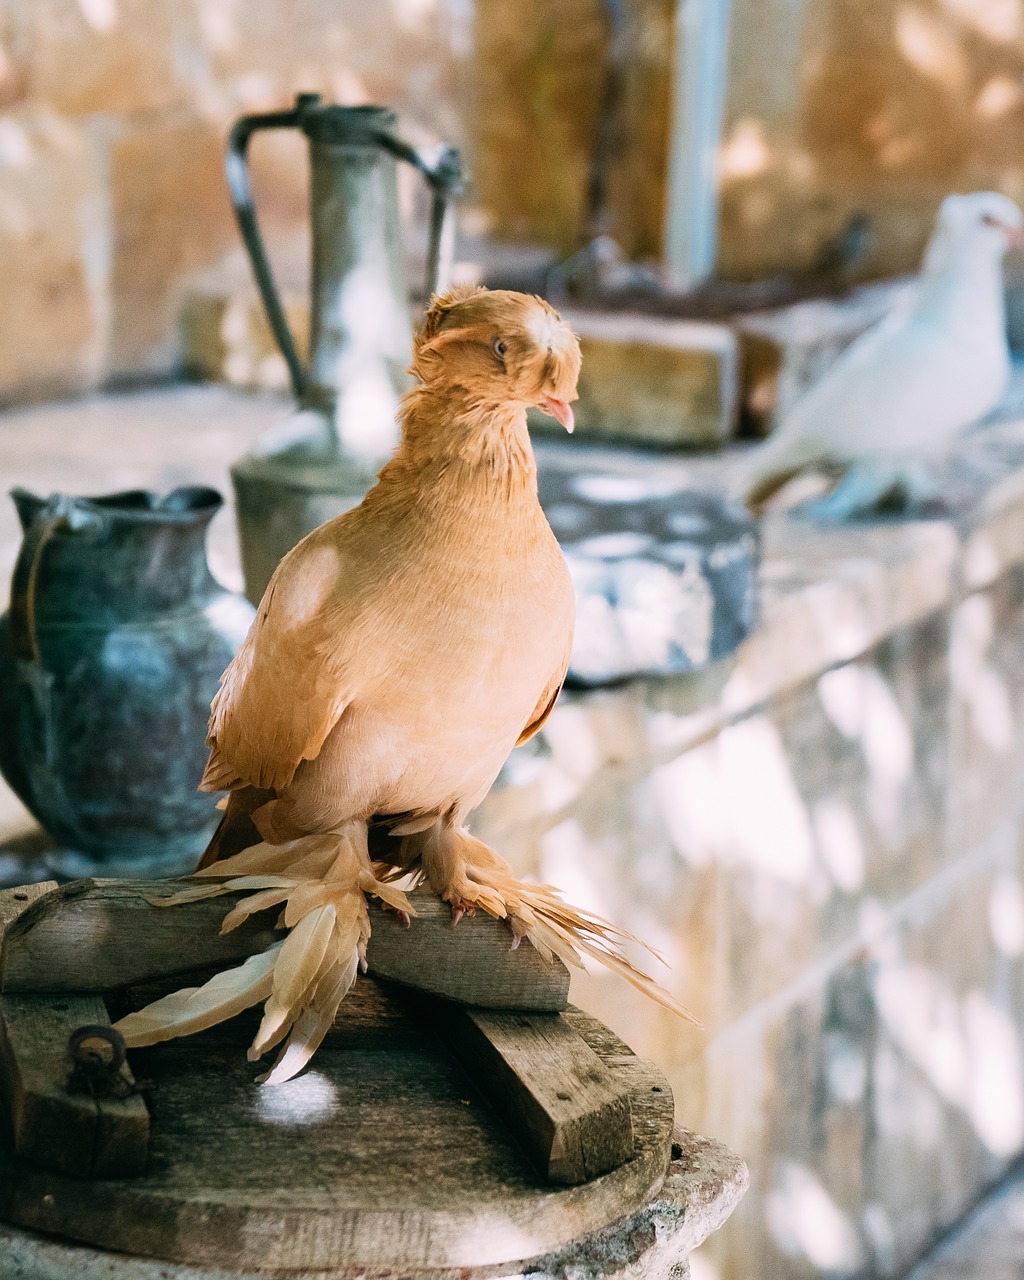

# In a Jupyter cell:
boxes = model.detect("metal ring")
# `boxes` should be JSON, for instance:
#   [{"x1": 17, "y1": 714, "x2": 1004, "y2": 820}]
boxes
[{"x1": 68, "y1": 1024, "x2": 127, "y2": 1074}]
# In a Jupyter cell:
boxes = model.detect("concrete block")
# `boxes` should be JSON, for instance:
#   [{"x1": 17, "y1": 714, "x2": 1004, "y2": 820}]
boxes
[
  {"x1": 536, "y1": 310, "x2": 740, "y2": 447},
  {"x1": 699, "y1": 852, "x2": 1024, "y2": 1280}
]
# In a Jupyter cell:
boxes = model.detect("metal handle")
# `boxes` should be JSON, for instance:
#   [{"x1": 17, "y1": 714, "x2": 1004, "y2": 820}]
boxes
[
  {"x1": 226, "y1": 99, "x2": 467, "y2": 395},
  {"x1": 225, "y1": 102, "x2": 311, "y2": 399},
  {"x1": 365, "y1": 133, "x2": 465, "y2": 297},
  {"x1": 9, "y1": 493, "x2": 104, "y2": 663}
]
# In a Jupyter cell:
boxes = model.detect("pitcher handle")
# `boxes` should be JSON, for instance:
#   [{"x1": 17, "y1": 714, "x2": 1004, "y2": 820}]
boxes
[
  {"x1": 9, "y1": 493, "x2": 102, "y2": 664},
  {"x1": 369, "y1": 134, "x2": 465, "y2": 298},
  {"x1": 225, "y1": 102, "x2": 311, "y2": 399}
]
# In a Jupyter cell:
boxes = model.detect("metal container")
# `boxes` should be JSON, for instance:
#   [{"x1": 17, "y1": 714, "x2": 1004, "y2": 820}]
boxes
[
  {"x1": 226, "y1": 94, "x2": 463, "y2": 600},
  {"x1": 0, "y1": 487, "x2": 255, "y2": 876}
]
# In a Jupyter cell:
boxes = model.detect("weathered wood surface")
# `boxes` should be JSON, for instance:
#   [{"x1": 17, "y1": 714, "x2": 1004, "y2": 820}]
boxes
[
  {"x1": 439, "y1": 1007, "x2": 634, "y2": 1184},
  {"x1": 0, "y1": 882, "x2": 570, "y2": 1011},
  {"x1": 0, "y1": 993, "x2": 148, "y2": 1178},
  {"x1": 0, "y1": 881, "x2": 57, "y2": 934},
  {"x1": 0, "y1": 983, "x2": 675, "y2": 1272},
  {"x1": 0, "y1": 1124, "x2": 749, "y2": 1279},
  {"x1": 366, "y1": 894, "x2": 569, "y2": 1009}
]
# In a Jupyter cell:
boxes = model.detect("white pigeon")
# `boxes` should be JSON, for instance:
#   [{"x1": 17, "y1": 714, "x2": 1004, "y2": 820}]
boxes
[{"x1": 739, "y1": 192, "x2": 1024, "y2": 518}]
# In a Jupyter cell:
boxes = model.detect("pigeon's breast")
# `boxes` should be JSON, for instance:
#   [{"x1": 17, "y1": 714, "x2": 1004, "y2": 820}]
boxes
[{"x1": 294, "y1": 520, "x2": 574, "y2": 823}]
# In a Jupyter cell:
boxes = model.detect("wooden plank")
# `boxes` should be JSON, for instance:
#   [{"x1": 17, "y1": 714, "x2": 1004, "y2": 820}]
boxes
[
  {"x1": 0, "y1": 985, "x2": 674, "y2": 1271},
  {"x1": 1, "y1": 881, "x2": 569, "y2": 1012},
  {"x1": 366, "y1": 893, "x2": 569, "y2": 1010},
  {"x1": 439, "y1": 1007, "x2": 634, "y2": 1184},
  {"x1": 0, "y1": 993, "x2": 149, "y2": 1178},
  {"x1": 0, "y1": 880, "x2": 281, "y2": 996},
  {"x1": 0, "y1": 881, "x2": 58, "y2": 939}
]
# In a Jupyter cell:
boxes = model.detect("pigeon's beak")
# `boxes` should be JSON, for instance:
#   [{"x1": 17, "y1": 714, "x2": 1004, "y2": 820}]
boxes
[
  {"x1": 537, "y1": 395, "x2": 575, "y2": 434},
  {"x1": 1008, "y1": 226, "x2": 1024, "y2": 251}
]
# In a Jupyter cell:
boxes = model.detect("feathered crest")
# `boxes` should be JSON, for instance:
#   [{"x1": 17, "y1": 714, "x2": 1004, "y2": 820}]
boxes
[{"x1": 417, "y1": 283, "x2": 488, "y2": 348}]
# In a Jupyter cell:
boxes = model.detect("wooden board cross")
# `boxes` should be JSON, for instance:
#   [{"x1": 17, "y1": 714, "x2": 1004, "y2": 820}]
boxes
[{"x1": 0, "y1": 879, "x2": 638, "y2": 1188}]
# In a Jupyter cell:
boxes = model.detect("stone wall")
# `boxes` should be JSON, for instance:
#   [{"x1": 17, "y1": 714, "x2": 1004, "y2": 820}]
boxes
[
  {"x1": 0, "y1": 0, "x2": 470, "y2": 402},
  {"x1": 474, "y1": 0, "x2": 1024, "y2": 284},
  {"x1": 466, "y1": 428, "x2": 1024, "y2": 1280},
  {"x1": 718, "y1": 0, "x2": 1024, "y2": 280},
  {"x1": 6, "y1": 0, "x2": 1024, "y2": 401}
]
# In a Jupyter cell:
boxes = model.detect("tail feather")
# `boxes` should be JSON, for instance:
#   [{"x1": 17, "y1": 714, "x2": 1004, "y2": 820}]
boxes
[
  {"x1": 114, "y1": 945, "x2": 281, "y2": 1045},
  {"x1": 742, "y1": 463, "x2": 805, "y2": 512},
  {"x1": 382, "y1": 825, "x2": 699, "y2": 1024},
  {"x1": 114, "y1": 825, "x2": 412, "y2": 1085}
]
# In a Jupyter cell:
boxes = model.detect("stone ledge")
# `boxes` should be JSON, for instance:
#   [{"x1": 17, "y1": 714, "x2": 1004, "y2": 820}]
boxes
[{"x1": 0, "y1": 1126, "x2": 747, "y2": 1279}]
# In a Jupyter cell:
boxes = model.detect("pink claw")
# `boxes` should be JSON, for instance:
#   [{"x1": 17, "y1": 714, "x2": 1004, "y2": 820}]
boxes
[
  {"x1": 380, "y1": 902, "x2": 412, "y2": 928},
  {"x1": 358, "y1": 954, "x2": 368, "y2": 975},
  {"x1": 451, "y1": 904, "x2": 467, "y2": 927}
]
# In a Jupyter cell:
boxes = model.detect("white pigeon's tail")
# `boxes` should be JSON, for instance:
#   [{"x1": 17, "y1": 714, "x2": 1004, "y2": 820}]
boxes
[
  {"x1": 381, "y1": 823, "x2": 699, "y2": 1024},
  {"x1": 113, "y1": 826, "x2": 414, "y2": 1085}
]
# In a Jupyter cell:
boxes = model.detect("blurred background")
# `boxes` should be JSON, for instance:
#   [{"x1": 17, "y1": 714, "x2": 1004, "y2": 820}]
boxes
[{"x1": 4, "y1": 2, "x2": 1024, "y2": 1278}]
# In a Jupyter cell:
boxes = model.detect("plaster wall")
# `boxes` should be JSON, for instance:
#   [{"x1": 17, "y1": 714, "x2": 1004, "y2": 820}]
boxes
[{"x1": 0, "y1": 0, "x2": 470, "y2": 402}]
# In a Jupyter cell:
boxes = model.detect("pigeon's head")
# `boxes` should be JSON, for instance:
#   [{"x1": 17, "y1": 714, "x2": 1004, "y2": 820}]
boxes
[
  {"x1": 412, "y1": 285, "x2": 582, "y2": 432},
  {"x1": 931, "y1": 192, "x2": 1024, "y2": 260}
]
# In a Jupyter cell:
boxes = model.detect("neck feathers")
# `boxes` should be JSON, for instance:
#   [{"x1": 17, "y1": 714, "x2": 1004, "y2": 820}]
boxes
[
  {"x1": 387, "y1": 386, "x2": 537, "y2": 490},
  {"x1": 912, "y1": 229, "x2": 1004, "y2": 341}
]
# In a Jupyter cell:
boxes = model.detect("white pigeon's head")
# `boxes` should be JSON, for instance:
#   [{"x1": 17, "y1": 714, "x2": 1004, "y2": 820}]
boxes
[{"x1": 926, "y1": 192, "x2": 1024, "y2": 271}]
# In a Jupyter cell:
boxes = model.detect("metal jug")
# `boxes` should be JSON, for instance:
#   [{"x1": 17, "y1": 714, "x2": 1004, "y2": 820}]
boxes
[
  {"x1": 227, "y1": 94, "x2": 464, "y2": 601},
  {"x1": 0, "y1": 487, "x2": 255, "y2": 876}
]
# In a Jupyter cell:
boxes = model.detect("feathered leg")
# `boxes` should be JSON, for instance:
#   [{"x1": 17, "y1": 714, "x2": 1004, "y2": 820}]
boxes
[
  {"x1": 804, "y1": 460, "x2": 934, "y2": 520},
  {"x1": 197, "y1": 785, "x2": 275, "y2": 870},
  {"x1": 382, "y1": 821, "x2": 696, "y2": 1021},
  {"x1": 113, "y1": 821, "x2": 414, "y2": 1084}
]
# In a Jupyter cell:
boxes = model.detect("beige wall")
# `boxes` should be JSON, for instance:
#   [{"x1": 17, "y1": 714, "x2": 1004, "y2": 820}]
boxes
[
  {"x1": 0, "y1": 0, "x2": 470, "y2": 402},
  {"x1": 718, "y1": 0, "x2": 1024, "y2": 280},
  {"x1": 473, "y1": 0, "x2": 673, "y2": 257},
  {"x1": 474, "y1": 0, "x2": 1024, "y2": 283},
  {"x1": 4, "y1": 1, "x2": 1024, "y2": 402}
]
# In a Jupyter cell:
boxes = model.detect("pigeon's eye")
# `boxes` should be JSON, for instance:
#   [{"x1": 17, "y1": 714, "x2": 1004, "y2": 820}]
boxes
[
  {"x1": 492, "y1": 336, "x2": 508, "y2": 361},
  {"x1": 982, "y1": 214, "x2": 1002, "y2": 229}
]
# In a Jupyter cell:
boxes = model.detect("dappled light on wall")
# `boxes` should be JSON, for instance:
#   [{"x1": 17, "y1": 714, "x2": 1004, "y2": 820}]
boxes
[
  {"x1": 768, "y1": 1159, "x2": 865, "y2": 1272},
  {"x1": 876, "y1": 965, "x2": 1024, "y2": 1156}
]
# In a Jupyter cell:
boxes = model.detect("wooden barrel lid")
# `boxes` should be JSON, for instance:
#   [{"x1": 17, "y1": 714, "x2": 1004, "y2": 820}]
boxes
[{"x1": 0, "y1": 982, "x2": 674, "y2": 1273}]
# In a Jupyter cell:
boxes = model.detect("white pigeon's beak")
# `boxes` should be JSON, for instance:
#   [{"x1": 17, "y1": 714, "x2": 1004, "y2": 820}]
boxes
[
  {"x1": 1007, "y1": 226, "x2": 1024, "y2": 251},
  {"x1": 538, "y1": 395, "x2": 575, "y2": 434}
]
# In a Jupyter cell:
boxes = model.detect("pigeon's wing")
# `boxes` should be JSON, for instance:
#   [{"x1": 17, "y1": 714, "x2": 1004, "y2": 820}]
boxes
[
  {"x1": 201, "y1": 530, "x2": 359, "y2": 794},
  {"x1": 515, "y1": 639, "x2": 572, "y2": 746},
  {"x1": 763, "y1": 309, "x2": 1004, "y2": 469}
]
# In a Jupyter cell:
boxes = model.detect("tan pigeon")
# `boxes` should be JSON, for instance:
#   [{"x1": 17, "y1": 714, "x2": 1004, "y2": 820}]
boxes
[{"x1": 114, "y1": 287, "x2": 692, "y2": 1083}]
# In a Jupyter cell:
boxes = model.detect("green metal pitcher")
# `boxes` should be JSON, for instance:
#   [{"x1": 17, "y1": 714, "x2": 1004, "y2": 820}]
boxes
[
  {"x1": 227, "y1": 94, "x2": 464, "y2": 600},
  {"x1": 0, "y1": 487, "x2": 255, "y2": 876}
]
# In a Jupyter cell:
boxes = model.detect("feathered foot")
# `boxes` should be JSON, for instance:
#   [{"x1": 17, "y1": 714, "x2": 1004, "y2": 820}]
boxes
[
  {"x1": 802, "y1": 460, "x2": 937, "y2": 521},
  {"x1": 112, "y1": 823, "x2": 414, "y2": 1084},
  {"x1": 381, "y1": 822, "x2": 698, "y2": 1023}
]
